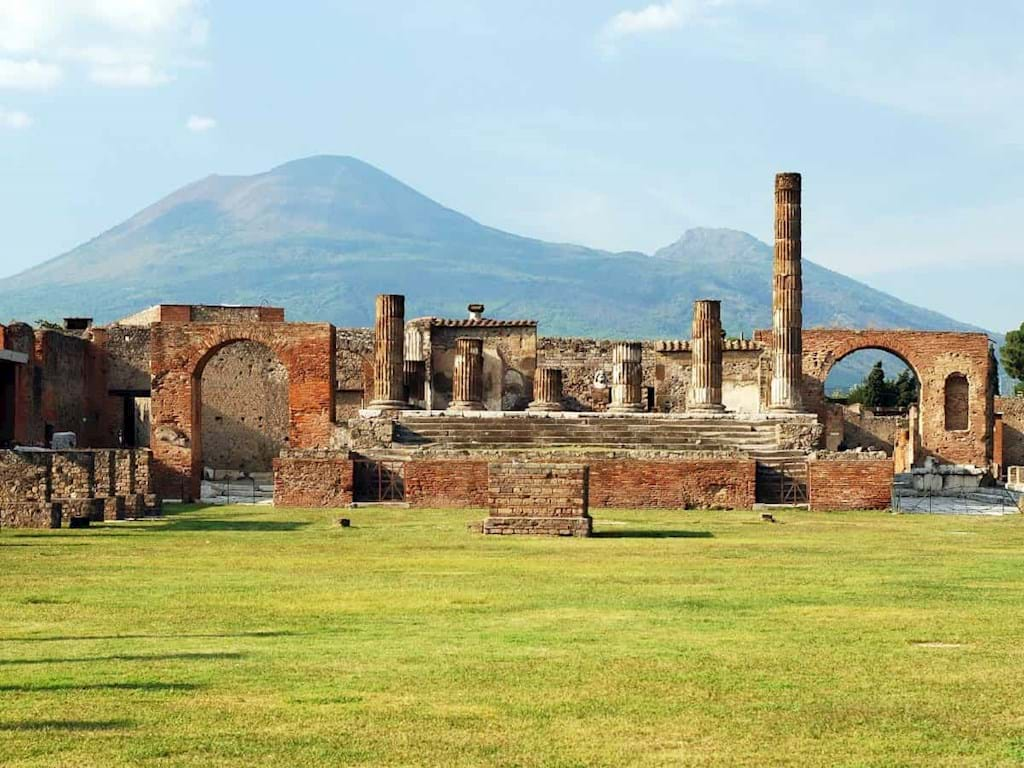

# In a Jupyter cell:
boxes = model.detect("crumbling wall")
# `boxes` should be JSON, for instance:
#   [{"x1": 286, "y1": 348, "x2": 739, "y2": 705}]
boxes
[
  {"x1": 838, "y1": 405, "x2": 907, "y2": 454},
  {"x1": 425, "y1": 321, "x2": 537, "y2": 411},
  {"x1": 200, "y1": 340, "x2": 289, "y2": 472},
  {"x1": 102, "y1": 325, "x2": 152, "y2": 392},
  {"x1": 335, "y1": 328, "x2": 373, "y2": 419},
  {"x1": 0, "y1": 448, "x2": 159, "y2": 527},
  {"x1": 996, "y1": 396, "x2": 1024, "y2": 470},
  {"x1": 654, "y1": 342, "x2": 764, "y2": 413},
  {"x1": 538, "y1": 338, "x2": 656, "y2": 411}
]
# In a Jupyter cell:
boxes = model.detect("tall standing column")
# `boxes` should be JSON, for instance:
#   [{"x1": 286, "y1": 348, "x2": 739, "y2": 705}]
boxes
[
  {"x1": 689, "y1": 299, "x2": 725, "y2": 412},
  {"x1": 609, "y1": 342, "x2": 644, "y2": 413},
  {"x1": 769, "y1": 172, "x2": 804, "y2": 412},
  {"x1": 370, "y1": 294, "x2": 408, "y2": 409},
  {"x1": 450, "y1": 337, "x2": 485, "y2": 410},
  {"x1": 528, "y1": 368, "x2": 564, "y2": 412}
]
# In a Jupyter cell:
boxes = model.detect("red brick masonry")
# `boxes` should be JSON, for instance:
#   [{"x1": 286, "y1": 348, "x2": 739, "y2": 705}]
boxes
[
  {"x1": 807, "y1": 458, "x2": 894, "y2": 511},
  {"x1": 404, "y1": 460, "x2": 489, "y2": 508},
  {"x1": 405, "y1": 457, "x2": 756, "y2": 510},
  {"x1": 483, "y1": 462, "x2": 591, "y2": 536},
  {"x1": 273, "y1": 451, "x2": 353, "y2": 508}
]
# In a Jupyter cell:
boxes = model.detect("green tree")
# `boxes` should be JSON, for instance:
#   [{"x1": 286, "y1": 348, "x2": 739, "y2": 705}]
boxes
[
  {"x1": 1002, "y1": 323, "x2": 1024, "y2": 395},
  {"x1": 864, "y1": 361, "x2": 888, "y2": 407},
  {"x1": 894, "y1": 368, "x2": 919, "y2": 409}
]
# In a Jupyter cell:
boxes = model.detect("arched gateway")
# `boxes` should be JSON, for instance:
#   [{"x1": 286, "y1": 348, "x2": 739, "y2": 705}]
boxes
[
  {"x1": 801, "y1": 330, "x2": 993, "y2": 467},
  {"x1": 149, "y1": 322, "x2": 336, "y2": 500}
]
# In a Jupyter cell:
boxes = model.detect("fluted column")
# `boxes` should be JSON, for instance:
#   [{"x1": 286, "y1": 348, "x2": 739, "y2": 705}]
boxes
[
  {"x1": 450, "y1": 337, "x2": 485, "y2": 410},
  {"x1": 689, "y1": 299, "x2": 725, "y2": 411},
  {"x1": 370, "y1": 294, "x2": 407, "y2": 409},
  {"x1": 528, "y1": 368, "x2": 564, "y2": 412},
  {"x1": 609, "y1": 342, "x2": 644, "y2": 413},
  {"x1": 769, "y1": 172, "x2": 804, "y2": 412}
]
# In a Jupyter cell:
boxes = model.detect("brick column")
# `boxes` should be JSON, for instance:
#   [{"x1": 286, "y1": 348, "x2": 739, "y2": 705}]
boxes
[
  {"x1": 769, "y1": 172, "x2": 804, "y2": 412},
  {"x1": 689, "y1": 299, "x2": 725, "y2": 412},
  {"x1": 450, "y1": 337, "x2": 485, "y2": 411},
  {"x1": 370, "y1": 294, "x2": 407, "y2": 409},
  {"x1": 528, "y1": 368, "x2": 564, "y2": 412},
  {"x1": 609, "y1": 342, "x2": 644, "y2": 413}
]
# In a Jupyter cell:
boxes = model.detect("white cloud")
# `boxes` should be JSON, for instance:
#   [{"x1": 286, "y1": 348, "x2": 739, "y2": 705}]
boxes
[
  {"x1": 0, "y1": 0, "x2": 207, "y2": 89},
  {"x1": 0, "y1": 107, "x2": 30, "y2": 128},
  {"x1": 91, "y1": 63, "x2": 172, "y2": 87},
  {"x1": 0, "y1": 57, "x2": 61, "y2": 88},
  {"x1": 600, "y1": 0, "x2": 728, "y2": 49},
  {"x1": 186, "y1": 114, "x2": 215, "y2": 132}
]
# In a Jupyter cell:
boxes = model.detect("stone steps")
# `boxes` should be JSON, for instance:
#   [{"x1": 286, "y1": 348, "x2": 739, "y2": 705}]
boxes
[{"x1": 394, "y1": 415, "x2": 784, "y2": 455}]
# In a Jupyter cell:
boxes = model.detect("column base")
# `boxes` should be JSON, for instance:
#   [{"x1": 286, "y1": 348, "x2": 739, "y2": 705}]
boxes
[
  {"x1": 768, "y1": 405, "x2": 805, "y2": 415},
  {"x1": 608, "y1": 404, "x2": 644, "y2": 414},
  {"x1": 527, "y1": 401, "x2": 563, "y2": 412},
  {"x1": 688, "y1": 403, "x2": 726, "y2": 413},
  {"x1": 368, "y1": 400, "x2": 409, "y2": 411},
  {"x1": 448, "y1": 401, "x2": 485, "y2": 412}
]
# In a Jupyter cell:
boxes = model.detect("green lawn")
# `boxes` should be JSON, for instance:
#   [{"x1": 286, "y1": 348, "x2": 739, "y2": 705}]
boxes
[{"x1": 2, "y1": 505, "x2": 1024, "y2": 767}]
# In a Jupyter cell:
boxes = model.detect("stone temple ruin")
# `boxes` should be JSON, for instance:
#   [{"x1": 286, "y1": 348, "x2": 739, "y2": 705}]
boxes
[{"x1": 2, "y1": 173, "x2": 1021, "y2": 531}]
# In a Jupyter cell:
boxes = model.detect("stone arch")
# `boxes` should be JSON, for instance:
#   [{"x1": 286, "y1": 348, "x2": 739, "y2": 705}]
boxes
[
  {"x1": 944, "y1": 372, "x2": 970, "y2": 431},
  {"x1": 150, "y1": 322, "x2": 336, "y2": 500},
  {"x1": 801, "y1": 330, "x2": 993, "y2": 466}
]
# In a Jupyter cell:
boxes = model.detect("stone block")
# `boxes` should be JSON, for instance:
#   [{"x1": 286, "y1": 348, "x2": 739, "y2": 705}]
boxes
[
  {"x1": 0, "y1": 502, "x2": 61, "y2": 529},
  {"x1": 101, "y1": 496, "x2": 125, "y2": 521},
  {"x1": 55, "y1": 498, "x2": 104, "y2": 525},
  {"x1": 481, "y1": 462, "x2": 591, "y2": 536}
]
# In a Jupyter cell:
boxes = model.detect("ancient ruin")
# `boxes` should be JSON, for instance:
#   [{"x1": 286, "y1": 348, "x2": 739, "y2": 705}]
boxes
[{"x1": 1, "y1": 172, "x2": 1014, "y2": 529}]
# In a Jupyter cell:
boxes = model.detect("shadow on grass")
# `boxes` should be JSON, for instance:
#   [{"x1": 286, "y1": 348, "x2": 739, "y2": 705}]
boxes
[
  {"x1": 592, "y1": 529, "x2": 714, "y2": 539},
  {"x1": 0, "y1": 630, "x2": 297, "y2": 643},
  {"x1": 146, "y1": 507, "x2": 310, "y2": 533},
  {"x1": 0, "y1": 681, "x2": 202, "y2": 693},
  {"x1": 157, "y1": 519, "x2": 310, "y2": 532},
  {"x1": 0, "y1": 720, "x2": 132, "y2": 732},
  {"x1": 0, "y1": 651, "x2": 244, "y2": 667}
]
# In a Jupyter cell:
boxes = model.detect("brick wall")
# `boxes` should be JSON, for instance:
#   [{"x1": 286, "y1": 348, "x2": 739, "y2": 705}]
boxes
[
  {"x1": 0, "y1": 448, "x2": 158, "y2": 528},
  {"x1": 200, "y1": 339, "x2": 290, "y2": 472},
  {"x1": 150, "y1": 321, "x2": 335, "y2": 500},
  {"x1": 796, "y1": 330, "x2": 993, "y2": 467},
  {"x1": 807, "y1": 458, "x2": 894, "y2": 511},
  {"x1": 273, "y1": 450, "x2": 353, "y2": 508},
  {"x1": 996, "y1": 396, "x2": 1024, "y2": 470},
  {"x1": 483, "y1": 462, "x2": 591, "y2": 536},
  {"x1": 587, "y1": 458, "x2": 756, "y2": 509},
  {"x1": 402, "y1": 457, "x2": 756, "y2": 510},
  {"x1": 404, "y1": 459, "x2": 489, "y2": 508}
]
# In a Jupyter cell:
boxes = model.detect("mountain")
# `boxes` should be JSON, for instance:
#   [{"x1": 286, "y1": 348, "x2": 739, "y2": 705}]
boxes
[{"x1": 0, "y1": 155, "x2": 992, "y2": 350}]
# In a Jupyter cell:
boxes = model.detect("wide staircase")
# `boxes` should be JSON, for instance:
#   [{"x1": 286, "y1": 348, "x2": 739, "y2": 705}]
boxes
[
  {"x1": 392, "y1": 414, "x2": 810, "y2": 506},
  {"x1": 394, "y1": 415, "x2": 781, "y2": 453}
]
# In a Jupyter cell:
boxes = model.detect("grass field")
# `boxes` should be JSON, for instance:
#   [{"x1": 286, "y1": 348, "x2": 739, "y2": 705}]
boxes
[{"x1": 2, "y1": 504, "x2": 1024, "y2": 767}]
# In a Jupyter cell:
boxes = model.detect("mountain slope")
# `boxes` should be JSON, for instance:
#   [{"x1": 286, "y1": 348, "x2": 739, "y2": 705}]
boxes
[{"x1": 0, "y1": 155, "x2": 985, "y2": 343}]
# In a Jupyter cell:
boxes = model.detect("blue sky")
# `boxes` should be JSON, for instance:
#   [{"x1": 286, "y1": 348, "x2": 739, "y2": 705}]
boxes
[{"x1": 0, "y1": 1, "x2": 1021, "y2": 331}]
